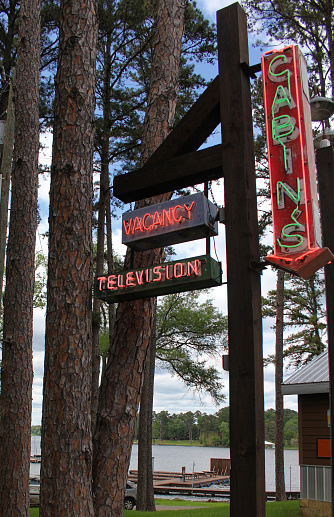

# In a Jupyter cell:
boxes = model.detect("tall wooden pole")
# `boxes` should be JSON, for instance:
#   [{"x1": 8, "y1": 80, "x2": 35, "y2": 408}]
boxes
[
  {"x1": 316, "y1": 145, "x2": 334, "y2": 517},
  {"x1": 217, "y1": 4, "x2": 265, "y2": 516}
]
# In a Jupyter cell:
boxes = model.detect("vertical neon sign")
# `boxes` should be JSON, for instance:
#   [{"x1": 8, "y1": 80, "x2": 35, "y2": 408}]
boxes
[{"x1": 262, "y1": 45, "x2": 332, "y2": 278}]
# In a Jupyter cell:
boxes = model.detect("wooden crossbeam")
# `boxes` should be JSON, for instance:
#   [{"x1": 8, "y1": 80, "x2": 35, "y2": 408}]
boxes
[
  {"x1": 113, "y1": 76, "x2": 221, "y2": 202},
  {"x1": 113, "y1": 144, "x2": 223, "y2": 203}
]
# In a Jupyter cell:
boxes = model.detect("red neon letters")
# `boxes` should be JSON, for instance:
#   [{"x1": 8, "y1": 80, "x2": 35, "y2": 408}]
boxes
[
  {"x1": 262, "y1": 45, "x2": 333, "y2": 278},
  {"x1": 97, "y1": 259, "x2": 201, "y2": 292},
  {"x1": 123, "y1": 201, "x2": 195, "y2": 236}
]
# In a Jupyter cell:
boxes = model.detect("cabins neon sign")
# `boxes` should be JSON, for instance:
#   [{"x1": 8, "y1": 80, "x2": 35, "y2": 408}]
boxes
[
  {"x1": 122, "y1": 193, "x2": 218, "y2": 251},
  {"x1": 262, "y1": 45, "x2": 332, "y2": 278},
  {"x1": 95, "y1": 255, "x2": 222, "y2": 303}
]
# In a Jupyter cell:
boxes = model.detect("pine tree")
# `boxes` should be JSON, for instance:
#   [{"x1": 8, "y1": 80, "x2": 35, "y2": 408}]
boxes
[
  {"x1": 91, "y1": 0, "x2": 216, "y2": 431},
  {"x1": 155, "y1": 291, "x2": 227, "y2": 401},
  {"x1": 0, "y1": 0, "x2": 40, "y2": 512},
  {"x1": 92, "y1": 1, "x2": 186, "y2": 514},
  {"x1": 39, "y1": 0, "x2": 98, "y2": 512},
  {"x1": 263, "y1": 271, "x2": 327, "y2": 367},
  {"x1": 243, "y1": 0, "x2": 334, "y2": 97}
]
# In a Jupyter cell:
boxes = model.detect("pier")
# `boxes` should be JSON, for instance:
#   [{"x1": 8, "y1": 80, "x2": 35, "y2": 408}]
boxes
[{"x1": 128, "y1": 468, "x2": 299, "y2": 501}]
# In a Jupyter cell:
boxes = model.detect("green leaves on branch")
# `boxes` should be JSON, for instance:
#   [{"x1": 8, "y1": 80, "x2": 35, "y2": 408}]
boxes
[
  {"x1": 262, "y1": 272, "x2": 326, "y2": 368},
  {"x1": 156, "y1": 291, "x2": 228, "y2": 404},
  {"x1": 243, "y1": 0, "x2": 334, "y2": 97}
]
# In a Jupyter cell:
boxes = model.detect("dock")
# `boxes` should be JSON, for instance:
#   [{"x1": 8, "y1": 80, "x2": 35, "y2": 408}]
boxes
[
  {"x1": 128, "y1": 469, "x2": 299, "y2": 501},
  {"x1": 129, "y1": 468, "x2": 230, "y2": 499},
  {"x1": 29, "y1": 465, "x2": 300, "y2": 505},
  {"x1": 30, "y1": 454, "x2": 41, "y2": 463}
]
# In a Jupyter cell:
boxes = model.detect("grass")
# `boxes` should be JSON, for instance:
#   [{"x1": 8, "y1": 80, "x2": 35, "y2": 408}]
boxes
[
  {"x1": 30, "y1": 499, "x2": 302, "y2": 516},
  {"x1": 137, "y1": 439, "x2": 203, "y2": 446},
  {"x1": 126, "y1": 500, "x2": 300, "y2": 516}
]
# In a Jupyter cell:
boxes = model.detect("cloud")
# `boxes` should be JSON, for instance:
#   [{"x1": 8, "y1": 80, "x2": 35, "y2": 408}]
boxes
[
  {"x1": 153, "y1": 371, "x2": 227, "y2": 414},
  {"x1": 196, "y1": 0, "x2": 236, "y2": 21}
]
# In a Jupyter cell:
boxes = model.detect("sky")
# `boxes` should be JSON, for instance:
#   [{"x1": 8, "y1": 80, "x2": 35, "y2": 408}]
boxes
[{"x1": 31, "y1": 0, "x2": 298, "y2": 426}]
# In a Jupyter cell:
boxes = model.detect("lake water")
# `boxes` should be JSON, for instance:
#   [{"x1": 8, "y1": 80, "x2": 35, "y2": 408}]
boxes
[{"x1": 31, "y1": 436, "x2": 300, "y2": 491}]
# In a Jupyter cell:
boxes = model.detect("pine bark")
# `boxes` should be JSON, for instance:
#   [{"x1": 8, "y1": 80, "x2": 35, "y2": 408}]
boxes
[
  {"x1": 0, "y1": 0, "x2": 40, "y2": 513},
  {"x1": 91, "y1": 33, "x2": 113, "y2": 434},
  {"x1": 40, "y1": 0, "x2": 98, "y2": 514},
  {"x1": 136, "y1": 314, "x2": 157, "y2": 511},
  {"x1": 92, "y1": 1, "x2": 185, "y2": 515},
  {"x1": 0, "y1": 71, "x2": 15, "y2": 297},
  {"x1": 275, "y1": 270, "x2": 286, "y2": 501}
]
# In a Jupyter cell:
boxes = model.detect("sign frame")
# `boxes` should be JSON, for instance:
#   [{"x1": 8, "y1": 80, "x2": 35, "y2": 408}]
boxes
[
  {"x1": 262, "y1": 45, "x2": 333, "y2": 278},
  {"x1": 95, "y1": 255, "x2": 222, "y2": 303},
  {"x1": 122, "y1": 193, "x2": 219, "y2": 251}
]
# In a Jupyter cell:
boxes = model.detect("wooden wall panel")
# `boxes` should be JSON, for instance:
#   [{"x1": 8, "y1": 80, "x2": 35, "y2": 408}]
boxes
[{"x1": 299, "y1": 393, "x2": 330, "y2": 466}]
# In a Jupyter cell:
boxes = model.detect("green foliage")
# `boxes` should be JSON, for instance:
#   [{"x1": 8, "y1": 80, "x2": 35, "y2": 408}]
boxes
[
  {"x1": 99, "y1": 330, "x2": 110, "y2": 359},
  {"x1": 93, "y1": 0, "x2": 217, "y2": 180},
  {"x1": 31, "y1": 425, "x2": 42, "y2": 436},
  {"x1": 284, "y1": 415, "x2": 298, "y2": 447},
  {"x1": 262, "y1": 272, "x2": 326, "y2": 367},
  {"x1": 219, "y1": 421, "x2": 230, "y2": 447},
  {"x1": 264, "y1": 408, "x2": 299, "y2": 447},
  {"x1": 33, "y1": 251, "x2": 47, "y2": 309},
  {"x1": 243, "y1": 0, "x2": 334, "y2": 97},
  {"x1": 156, "y1": 291, "x2": 228, "y2": 403},
  {"x1": 152, "y1": 407, "x2": 298, "y2": 447}
]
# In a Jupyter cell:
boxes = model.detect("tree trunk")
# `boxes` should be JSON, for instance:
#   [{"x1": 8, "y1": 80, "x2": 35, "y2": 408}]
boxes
[
  {"x1": 40, "y1": 0, "x2": 98, "y2": 514},
  {"x1": 0, "y1": 71, "x2": 15, "y2": 298},
  {"x1": 92, "y1": 1, "x2": 185, "y2": 515},
  {"x1": 0, "y1": 0, "x2": 40, "y2": 513},
  {"x1": 105, "y1": 190, "x2": 115, "y2": 344},
  {"x1": 275, "y1": 270, "x2": 286, "y2": 501},
  {"x1": 91, "y1": 34, "x2": 113, "y2": 435},
  {"x1": 136, "y1": 310, "x2": 157, "y2": 511}
]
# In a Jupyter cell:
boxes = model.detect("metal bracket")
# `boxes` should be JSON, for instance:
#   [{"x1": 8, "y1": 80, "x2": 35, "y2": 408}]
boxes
[
  {"x1": 250, "y1": 260, "x2": 267, "y2": 275},
  {"x1": 215, "y1": 206, "x2": 226, "y2": 224}
]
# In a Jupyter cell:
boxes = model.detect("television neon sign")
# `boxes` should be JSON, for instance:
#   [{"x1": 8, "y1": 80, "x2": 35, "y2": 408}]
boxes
[
  {"x1": 262, "y1": 45, "x2": 333, "y2": 278},
  {"x1": 122, "y1": 193, "x2": 218, "y2": 251},
  {"x1": 95, "y1": 255, "x2": 222, "y2": 303}
]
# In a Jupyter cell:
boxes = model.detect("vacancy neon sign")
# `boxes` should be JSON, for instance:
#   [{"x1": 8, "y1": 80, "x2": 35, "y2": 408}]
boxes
[
  {"x1": 122, "y1": 193, "x2": 218, "y2": 251},
  {"x1": 123, "y1": 201, "x2": 195, "y2": 235},
  {"x1": 95, "y1": 255, "x2": 222, "y2": 303},
  {"x1": 262, "y1": 45, "x2": 332, "y2": 278}
]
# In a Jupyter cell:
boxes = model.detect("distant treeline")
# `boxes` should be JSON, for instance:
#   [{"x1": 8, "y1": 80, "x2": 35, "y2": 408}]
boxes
[
  {"x1": 264, "y1": 408, "x2": 298, "y2": 447},
  {"x1": 32, "y1": 407, "x2": 299, "y2": 447},
  {"x1": 136, "y1": 407, "x2": 298, "y2": 448}
]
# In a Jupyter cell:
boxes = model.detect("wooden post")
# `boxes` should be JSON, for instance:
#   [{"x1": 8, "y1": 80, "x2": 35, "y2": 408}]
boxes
[
  {"x1": 217, "y1": 4, "x2": 265, "y2": 516},
  {"x1": 316, "y1": 146, "x2": 334, "y2": 517}
]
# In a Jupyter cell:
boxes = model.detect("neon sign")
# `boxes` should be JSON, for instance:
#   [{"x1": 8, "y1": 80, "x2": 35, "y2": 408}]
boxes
[
  {"x1": 262, "y1": 45, "x2": 333, "y2": 278},
  {"x1": 122, "y1": 193, "x2": 218, "y2": 251},
  {"x1": 95, "y1": 255, "x2": 222, "y2": 303}
]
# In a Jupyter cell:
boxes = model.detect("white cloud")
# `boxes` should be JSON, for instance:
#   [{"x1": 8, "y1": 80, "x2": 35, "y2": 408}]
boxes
[
  {"x1": 196, "y1": 0, "x2": 236, "y2": 21},
  {"x1": 153, "y1": 371, "x2": 226, "y2": 414}
]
